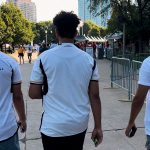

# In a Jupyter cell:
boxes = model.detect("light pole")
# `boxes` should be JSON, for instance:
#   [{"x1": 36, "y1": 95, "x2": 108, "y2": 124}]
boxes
[
  {"x1": 123, "y1": 23, "x2": 126, "y2": 57},
  {"x1": 45, "y1": 29, "x2": 48, "y2": 46},
  {"x1": 82, "y1": 0, "x2": 85, "y2": 35},
  {"x1": 122, "y1": 0, "x2": 127, "y2": 57}
]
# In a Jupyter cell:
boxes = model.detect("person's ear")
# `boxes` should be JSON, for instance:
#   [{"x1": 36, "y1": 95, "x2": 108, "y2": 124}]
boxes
[
  {"x1": 55, "y1": 29, "x2": 61, "y2": 41},
  {"x1": 55, "y1": 28, "x2": 59, "y2": 39}
]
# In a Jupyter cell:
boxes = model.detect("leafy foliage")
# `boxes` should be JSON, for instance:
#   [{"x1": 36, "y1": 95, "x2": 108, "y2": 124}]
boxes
[
  {"x1": 0, "y1": 3, "x2": 34, "y2": 45},
  {"x1": 32, "y1": 21, "x2": 56, "y2": 44},
  {"x1": 90, "y1": 0, "x2": 150, "y2": 52},
  {"x1": 82, "y1": 20, "x2": 106, "y2": 37}
]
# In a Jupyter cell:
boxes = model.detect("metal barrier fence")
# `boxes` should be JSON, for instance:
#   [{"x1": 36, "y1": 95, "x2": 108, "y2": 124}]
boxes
[
  {"x1": 130, "y1": 60, "x2": 142, "y2": 97},
  {"x1": 111, "y1": 57, "x2": 142, "y2": 100},
  {"x1": 111, "y1": 57, "x2": 131, "y2": 100},
  {"x1": 106, "y1": 48, "x2": 113, "y2": 60}
]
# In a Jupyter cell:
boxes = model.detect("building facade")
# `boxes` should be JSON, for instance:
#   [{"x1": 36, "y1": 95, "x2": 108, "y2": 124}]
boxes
[
  {"x1": 17, "y1": 1, "x2": 37, "y2": 22},
  {"x1": 78, "y1": 0, "x2": 101, "y2": 26},
  {"x1": 7, "y1": 0, "x2": 37, "y2": 22},
  {"x1": 6, "y1": 0, "x2": 18, "y2": 5}
]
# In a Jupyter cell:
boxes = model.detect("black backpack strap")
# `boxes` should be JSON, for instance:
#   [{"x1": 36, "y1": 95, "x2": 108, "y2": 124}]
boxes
[
  {"x1": 92, "y1": 59, "x2": 96, "y2": 72},
  {"x1": 40, "y1": 59, "x2": 48, "y2": 95},
  {"x1": 91, "y1": 59, "x2": 96, "y2": 80}
]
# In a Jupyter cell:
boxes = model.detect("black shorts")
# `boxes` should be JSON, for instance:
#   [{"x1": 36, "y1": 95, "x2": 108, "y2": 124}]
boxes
[
  {"x1": 41, "y1": 130, "x2": 86, "y2": 150},
  {"x1": 18, "y1": 53, "x2": 24, "y2": 57},
  {"x1": 28, "y1": 53, "x2": 32, "y2": 57}
]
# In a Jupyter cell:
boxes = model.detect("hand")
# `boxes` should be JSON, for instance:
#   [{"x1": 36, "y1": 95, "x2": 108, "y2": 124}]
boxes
[
  {"x1": 125, "y1": 123, "x2": 136, "y2": 138},
  {"x1": 18, "y1": 120, "x2": 27, "y2": 133},
  {"x1": 91, "y1": 128, "x2": 103, "y2": 147}
]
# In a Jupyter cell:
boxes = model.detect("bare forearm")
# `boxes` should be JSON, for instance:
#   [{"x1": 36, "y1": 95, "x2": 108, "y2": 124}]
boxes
[
  {"x1": 29, "y1": 93, "x2": 42, "y2": 99},
  {"x1": 90, "y1": 97, "x2": 102, "y2": 128},
  {"x1": 129, "y1": 97, "x2": 145, "y2": 124},
  {"x1": 13, "y1": 94, "x2": 26, "y2": 121},
  {"x1": 29, "y1": 84, "x2": 43, "y2": 99}
]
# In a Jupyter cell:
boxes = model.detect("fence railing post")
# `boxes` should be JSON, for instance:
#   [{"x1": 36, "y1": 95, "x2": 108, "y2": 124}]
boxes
[
  {"x1": 111, "y1": 58, "x2": 114, "y2": 88},
  {"x1": 111, "y1": 57, "x2": 142, "y2": 101},
  {"x1": 128, "y1": 60, "x2": 131, "y2": 101}
]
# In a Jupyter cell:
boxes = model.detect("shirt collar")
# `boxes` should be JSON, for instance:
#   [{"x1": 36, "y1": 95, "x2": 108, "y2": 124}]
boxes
[{"x1": 61, "y1": 43, "x2": 74, "y2": 46}]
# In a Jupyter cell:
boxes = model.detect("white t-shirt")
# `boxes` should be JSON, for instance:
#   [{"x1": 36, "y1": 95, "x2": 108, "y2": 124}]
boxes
[
  {"x1": 0, "y1": 52, "x2": 22, "y2": 141},
  {"x1": 28, "y1": 45, "x2": 33, "y2": 54},
  {"x1": 30, "y1": 43, "x2": 99, "y2": 137},
  {"x1": 138, "y1": 56, "x2": 150, "y2": 135}
]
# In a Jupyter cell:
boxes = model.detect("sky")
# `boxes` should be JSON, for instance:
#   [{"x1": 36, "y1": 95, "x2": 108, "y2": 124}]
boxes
[{"x1": 0, "y1": 0, "x2": 78, "y2": 22}]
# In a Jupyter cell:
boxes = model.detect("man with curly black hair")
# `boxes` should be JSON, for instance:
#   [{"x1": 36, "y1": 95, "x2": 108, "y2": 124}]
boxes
[{"x1": 29, "y1": 11, "x2": 103, "y2": 150}]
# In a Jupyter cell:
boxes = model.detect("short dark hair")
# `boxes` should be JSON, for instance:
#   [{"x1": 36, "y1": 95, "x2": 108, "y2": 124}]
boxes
[{"x1": 53, "y1": 11, "x2": 80, "y2": 39}]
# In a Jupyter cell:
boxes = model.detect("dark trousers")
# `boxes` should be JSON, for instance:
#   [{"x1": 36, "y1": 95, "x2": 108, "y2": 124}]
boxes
[{"x1": 41, "y1": 130, "x2": 86, "y2": 150}]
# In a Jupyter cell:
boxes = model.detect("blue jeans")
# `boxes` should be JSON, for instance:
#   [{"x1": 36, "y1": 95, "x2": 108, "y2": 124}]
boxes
[
  {"x1": 146, "y1": 135, "x2": 150, "y2": 150},
  {"x1": 0, "y1": 132, "x2": 20, "y2": 150}
]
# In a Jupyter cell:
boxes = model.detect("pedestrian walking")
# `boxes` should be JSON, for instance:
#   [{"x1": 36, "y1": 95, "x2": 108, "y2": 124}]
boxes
[
  {"x1": 125, "y1": 57, "x2": 150, "y2": 150},
  {"x1": 50, "y1": 40, "x2": 58, "y2": 49},
  {"x1": 18, "y1": 45, "x2": 25, "y2": 64},
  {"x1": 29, "y1": 11, "x2": 103, "y2": 150},
  {"x1": 93, "y1": 42, "x2": 97, "y2": 59},
  {"x1": 27, "y1": 44, "x2": 33, "y2": 63},
  {"x1": 0, "y1": 52, "x2": 26, "y2": 150},
  {"x1": 38, "y1": 43, "x2": 49, "y2": 56}
]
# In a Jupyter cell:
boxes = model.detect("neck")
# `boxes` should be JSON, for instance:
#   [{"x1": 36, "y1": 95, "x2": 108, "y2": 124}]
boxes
[{"x1": 59, "y1": 38, "x2": 74, "y2": 44}]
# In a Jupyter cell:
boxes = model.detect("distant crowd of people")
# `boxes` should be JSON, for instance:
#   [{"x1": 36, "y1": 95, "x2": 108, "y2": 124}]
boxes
[
  {"x1": 75, "y1": 41, "x2": 108, "y2": 59},
  {"x1": 17, "y1": 41, "x2": 59, "y2": 64},
  {"x1": 17, "y1": 37, "x2": 108, "y2": 65},
  {"x1": 17, "y1": 44, "x2": 34, "y2": 64}
]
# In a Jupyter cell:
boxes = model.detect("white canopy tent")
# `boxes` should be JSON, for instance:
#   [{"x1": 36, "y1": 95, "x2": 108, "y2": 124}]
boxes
[{"x1": 75, "y1": 35, "x2": 106, "y2": 43}]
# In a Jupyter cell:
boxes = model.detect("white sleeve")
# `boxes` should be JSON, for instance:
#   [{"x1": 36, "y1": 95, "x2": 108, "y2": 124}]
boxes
[
  {"x1": 138, "y1": 60, "x2": 150, "y2": 86},
  {"x1": 91, "y1": 63, "x2": 100, "y2": 81},
  {"x1": 30, "y1": 58, "x2": 43, "y2": 84},
  {"x1": 12, "y1": 61, "x2": 22, "y2": 84}
]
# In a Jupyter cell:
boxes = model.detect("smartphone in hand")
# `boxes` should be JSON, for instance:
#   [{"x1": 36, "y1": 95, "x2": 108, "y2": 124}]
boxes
[
  {"x1": 18, "y1": 122, "x2": 25, "y2": 132},
  {"x1": 129, "y1": 126, "x2": 137, "y2": 137},
  {"x1": 92, "y1": 138, "x2": 98, "y2": 147}
]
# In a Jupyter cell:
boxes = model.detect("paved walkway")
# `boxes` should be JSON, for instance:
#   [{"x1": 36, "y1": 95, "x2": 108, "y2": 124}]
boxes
[{"x1": 17, "y1": 59, "x2": 145, "y2": 150}]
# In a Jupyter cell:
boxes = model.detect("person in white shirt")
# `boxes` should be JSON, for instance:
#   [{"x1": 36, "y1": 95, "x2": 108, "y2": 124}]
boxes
[
  {"x1": 0, "y1": 52, "x2": 26, "y2": 150},
  {"x1": 27, "y1": 44, "x2": 33, "y2": 63},
  {"x1": 126, "y1": 57, "x2": 150, "y2": 150},
  {"x1": 29, "y1": 11, "x2": 103, "y2": 150}
]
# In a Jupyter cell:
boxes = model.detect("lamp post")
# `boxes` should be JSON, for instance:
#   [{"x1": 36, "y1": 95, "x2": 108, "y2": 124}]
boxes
[
  {"x1": 82, "y1": 0, "x2": 85, "y2": 35},
  {"x1": 45, "y1": 29, "x2": 48, "y2": 46},
  {"x1": 122, "y1": 0, "x2": 127, "y2": 57}
]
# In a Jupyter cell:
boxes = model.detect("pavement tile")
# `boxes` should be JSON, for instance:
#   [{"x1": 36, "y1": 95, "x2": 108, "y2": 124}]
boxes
[{"x1": 26, "y1": 139, "x2": 43, "y2": 150}]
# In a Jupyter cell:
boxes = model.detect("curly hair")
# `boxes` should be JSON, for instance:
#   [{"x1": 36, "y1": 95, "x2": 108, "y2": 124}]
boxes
[{"x1": 53, "y1": 11, "x2": 80, "y2": 39}]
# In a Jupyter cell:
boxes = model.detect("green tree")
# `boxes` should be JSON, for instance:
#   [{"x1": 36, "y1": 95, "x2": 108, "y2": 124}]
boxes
[
  {"x1": 82, "y1": 20, "x2": 105, "y2": 37},
  {"x1": 0, "y1": 11, "x2": 6, "y2": 51},
  {"x1": 82, "y1": 21, "x2": 91, "y2": 35},
  {"x1": 0, "y1": 3, "x2": 34, "y2": 48},
  {"x1": 32, "y1": 21, "x2": 56, "y2": 44},
  {"x1": 89, "y1": 0, "x2": 150, "y2": 52},
  {"x1": 0, "y1": 11, "x2": 6, "y2": 44}
]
